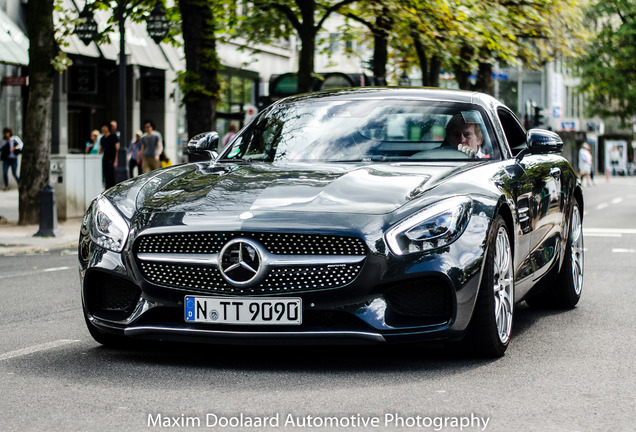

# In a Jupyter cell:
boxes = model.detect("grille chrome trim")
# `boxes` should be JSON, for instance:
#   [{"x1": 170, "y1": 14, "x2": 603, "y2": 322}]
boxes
[
  {"x1": 137, "y1": 252, "x2": 364, "y2": 268},
  {"x1": 137, "y1": 253, "x2": 219, "y2": 266}
]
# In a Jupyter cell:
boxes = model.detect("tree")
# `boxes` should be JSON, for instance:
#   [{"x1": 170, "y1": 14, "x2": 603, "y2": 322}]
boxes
[
  {"x1": 177, "y1": 0, "x2": 223, "y2": 137},
  {"x1": 464, "y1": 0, "x2": 586, "y2": 94},
  {"x1": 578, "y1": 0, "x2": 636, "y2": 124},
  {"x1": 18, "y1": 0, "x2": 57, "y2": 225},
  {"x1": 240, "y1": 0, "x2": 360, "y2": 93},
  {"x1": 338, "y1": 2, "x2": 394, "y2": 85},
  {"x1": 88, "y1": 0, "x2": 225, "y2": 139},
  {"x1": 397, "y1": 0, "x2": 586, "y2": 93}
]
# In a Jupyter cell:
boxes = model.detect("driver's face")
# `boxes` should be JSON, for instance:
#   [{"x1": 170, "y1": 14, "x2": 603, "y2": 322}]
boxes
[{"x1": 447, "y1": 124, "x2": 483, "y2": 151}]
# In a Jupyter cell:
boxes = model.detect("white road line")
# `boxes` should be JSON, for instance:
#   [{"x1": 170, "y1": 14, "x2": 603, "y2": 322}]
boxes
[
  {"x1": 41, "y1": 266, "x2": 72, "y2": 273},
  {"x1": 612, "y1": 248, "x2": 636, "y2": 253},
  {"x1": 596, "y1": 203, "x2": 609, "y2": 210},
  {"x1": 3, "y1": 266, "x2": 73, "y2": 279},
  {"x1": 584, "y1": 228, "x2": 636, "y2": 235},
  {"x1": 611, "y1": 197, "x2": 624, "y2": 205},
  {"x1": 0, "y1": 339, "x2": 80, "y2": 361}
]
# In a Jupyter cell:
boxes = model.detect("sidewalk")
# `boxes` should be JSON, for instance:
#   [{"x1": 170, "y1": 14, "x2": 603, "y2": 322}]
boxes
[{"x1": 0, "y1": 182, "x2": 82, "y2": 255}]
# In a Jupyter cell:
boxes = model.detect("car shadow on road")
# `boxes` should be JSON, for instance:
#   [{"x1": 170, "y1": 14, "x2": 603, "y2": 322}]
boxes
[
  {"x1": 9, "y1": 302, "x2": 583, "y2": 391},
  {"x1": 91, "y1": 301, "x2": 578, "y2": 371}
]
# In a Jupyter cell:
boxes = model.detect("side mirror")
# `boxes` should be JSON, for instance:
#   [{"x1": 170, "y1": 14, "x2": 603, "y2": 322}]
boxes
[
  {"x1": 527, "y1": 129, "x2": 563, "y2": 154},
  {"x1": 187, "y1": 131, "x2": 219, "y2": 160},
  {"x1": 517, "y1": 129, "x2": 563, "y2": 162}
]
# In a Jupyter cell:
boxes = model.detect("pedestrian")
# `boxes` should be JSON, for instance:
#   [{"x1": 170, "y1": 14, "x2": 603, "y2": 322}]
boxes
[
  {"x1": 128, "y1": 130, "x2": 142, "y2": 177},
  {"x1": 98, "y1": 121, "x2": 120, "y2": 189},
  {"x1": 222, "y1": 123, "x2": 237, "y2": 147},
  {"x1": 110, "y1": 120, "x2": 120, "y2": 138},
  {"x1": 85, "y1": 129, "x2": 100, "y2": 155},
  {"x1": 578, "y1": 143, "x2": 593, "y2": 186},
  {"x1": 139, "y1": 120, "x2": 163, "y2": 173},
  {"x1": 1, "y1": 127, "x2": 23, "y2": 191}
]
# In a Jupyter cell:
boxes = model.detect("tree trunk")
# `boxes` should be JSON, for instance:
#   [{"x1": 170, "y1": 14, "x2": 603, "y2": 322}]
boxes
[
  {"x1": 454, "y1": 45, "x2": 474, "y2": 90},
  {"x1": 372, "y1": 11, "x2": 391, "y2": 86},
  {"x1": 412, "y1": 29, "x2": 428, "y2": 86},
  {"x1": 475, "y1": 61, "x2": 494, "y2": 95},
  {"x1": 19, "y1": 0, "x2": 56, "y2": 225},
  {"x1": 296, "y1": 2, "x2": 316, "y2": 93},
  {"x1": 179, "y1": 0, "x2": 220, "y2": 138},
  {"x1": 429, "y1": 55, "x2": 441, "y2": 87}
]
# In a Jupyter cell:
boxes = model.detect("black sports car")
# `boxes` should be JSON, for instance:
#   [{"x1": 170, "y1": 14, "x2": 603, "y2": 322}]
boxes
[{"x1": 79, "y1": 88, "x2": 584, "y2": 357}]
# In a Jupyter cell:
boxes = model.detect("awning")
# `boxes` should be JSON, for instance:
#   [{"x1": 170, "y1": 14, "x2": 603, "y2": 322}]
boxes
[
  {"x1": 58, "y1": 0, "x2": 185, "y2": 71},
  {"x1": 0, "y1": 8, "x2": 29, "y2": 66}
]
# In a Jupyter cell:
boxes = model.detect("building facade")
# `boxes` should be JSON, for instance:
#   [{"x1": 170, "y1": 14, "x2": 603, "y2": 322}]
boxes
[
  {"x1": 0, "y1": 1, "x2": 28, "y2": 138},
  {"x1": 3, "y1": 0, "x2": 632, "y2": 202}
]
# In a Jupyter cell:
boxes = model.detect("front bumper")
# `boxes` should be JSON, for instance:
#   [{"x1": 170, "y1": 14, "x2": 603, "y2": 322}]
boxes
[{"x1": 79, "y1": 224, "x2": 485, "y2": 345}]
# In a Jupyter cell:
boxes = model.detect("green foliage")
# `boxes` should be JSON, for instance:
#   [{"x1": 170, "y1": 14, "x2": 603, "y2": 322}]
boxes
[
  {"x1": 52, "y1": 0, "x2": 81, "y2": 72},
  {"x1": 338, "y1": 0, "x2": 587, "y2": 88},
  {"x1": 577, "y1": 0, "x2": 636, "y2": 124},
  {"x1": 176, "y1": 69, "x2": 220, "y2": 103}
]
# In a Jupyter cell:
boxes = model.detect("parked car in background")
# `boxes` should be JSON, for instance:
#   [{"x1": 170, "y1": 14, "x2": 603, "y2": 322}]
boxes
[{"x1": 79, "y1": 88, "x2": 584, "y2": 357}]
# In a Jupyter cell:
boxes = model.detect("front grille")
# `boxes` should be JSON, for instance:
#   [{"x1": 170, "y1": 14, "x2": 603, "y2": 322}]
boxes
[
  {"x1": 137, "y1": 232, "x2": 367, "y2": 255},
  {"x1": 135, "y1": 232, "x2": 367, "y2": 295}
]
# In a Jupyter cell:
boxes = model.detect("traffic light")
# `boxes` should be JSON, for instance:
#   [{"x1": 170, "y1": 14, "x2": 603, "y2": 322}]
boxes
[{"x1": 533, "y1": 106, "x2": 545, "y2": 127}]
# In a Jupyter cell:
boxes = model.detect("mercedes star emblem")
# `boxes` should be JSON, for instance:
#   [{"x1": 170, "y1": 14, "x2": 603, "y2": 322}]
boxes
[{"x1": 219, "y1": 238, "x2": 268, "y2": 287}]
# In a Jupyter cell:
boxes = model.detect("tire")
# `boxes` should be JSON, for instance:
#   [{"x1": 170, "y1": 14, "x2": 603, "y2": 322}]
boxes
[
  {"x1": 526, "y1": 201, "x2": 583, "y2": 309},
  {"x1": 463, "y1": 215, "x2": 514, "y2": 358}
]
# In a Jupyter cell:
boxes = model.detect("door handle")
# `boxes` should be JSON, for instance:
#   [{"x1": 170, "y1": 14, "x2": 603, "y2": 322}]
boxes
[{"x1": 550, "y1": 167, "x2": 561, "y2": 178}]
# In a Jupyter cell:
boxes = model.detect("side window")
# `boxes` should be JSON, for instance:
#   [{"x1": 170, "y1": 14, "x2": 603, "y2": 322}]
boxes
[{"x1": 497, "y1": 108, "x2": 527, "y2": 156}]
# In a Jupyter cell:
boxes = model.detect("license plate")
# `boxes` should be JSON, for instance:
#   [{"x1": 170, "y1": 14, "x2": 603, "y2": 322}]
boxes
[{"x1": 185, "y1": 296, "x2": 302, "y2": 325}]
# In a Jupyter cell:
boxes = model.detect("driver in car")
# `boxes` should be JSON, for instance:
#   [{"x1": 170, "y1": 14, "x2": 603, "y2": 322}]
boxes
[{"x1": 444, "y1": 113, "x2": 488, "y2": 159}]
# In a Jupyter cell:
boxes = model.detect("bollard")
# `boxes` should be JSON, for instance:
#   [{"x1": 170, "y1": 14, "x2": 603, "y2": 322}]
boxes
[{"x1": 34, "y1": 183, "x2": 59, "y2": 237}]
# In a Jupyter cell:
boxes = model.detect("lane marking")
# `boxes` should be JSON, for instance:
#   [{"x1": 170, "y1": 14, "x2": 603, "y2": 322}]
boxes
[
  {"x1": 2, "y1": 266, "x2": 73, "y2": 279},
  {"x1": 611, "y1": 197, "x2": 624, "y2": 205},
  {"x1": 595, "y1": 203, "x2": 609, "y2": 210},
  {"x1": 584, "y1": 228, "x2": 636, "y2": 235},
  {"x1": 0, "y1": 339, "x2": 80, "y2": 361},
  {"x1": 41, "y1": 266, "x2": 72, "y2": 273},
  {"x1": 612, "y1": 248, "x2": 636, "y2": 253}
]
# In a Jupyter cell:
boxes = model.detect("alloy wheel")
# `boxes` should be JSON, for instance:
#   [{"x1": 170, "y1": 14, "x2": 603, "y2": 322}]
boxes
[
  {"x1": 493, "y1": 226, "x2": 513, "y2": 344},
  {"x1": 570, "y1": 205, "x2": 584, "y2": 296}
]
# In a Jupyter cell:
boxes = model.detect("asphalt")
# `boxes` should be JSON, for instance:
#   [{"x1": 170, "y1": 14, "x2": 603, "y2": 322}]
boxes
[{"x1": 0, "y1": 175, "x2": 82, "y2": 255}]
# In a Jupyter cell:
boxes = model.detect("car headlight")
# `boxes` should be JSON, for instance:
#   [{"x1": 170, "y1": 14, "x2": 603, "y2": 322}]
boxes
[
  {"x1": 89, "y1": 197, "x2": 130, "y2": 252},
  {"x1": 385, "y1": 196, "x2": 472, "y2": 255}
]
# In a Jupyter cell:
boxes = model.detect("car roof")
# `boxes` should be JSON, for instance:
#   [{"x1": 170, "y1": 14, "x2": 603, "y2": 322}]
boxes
[{"x1": 278, "y1": 87, "x2": 503, "y2": 109}]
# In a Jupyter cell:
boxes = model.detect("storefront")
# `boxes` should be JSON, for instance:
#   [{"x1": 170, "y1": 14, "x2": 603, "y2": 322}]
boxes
[{"x1": 0, "y1": 7, "x2": 29, "y2": 137}]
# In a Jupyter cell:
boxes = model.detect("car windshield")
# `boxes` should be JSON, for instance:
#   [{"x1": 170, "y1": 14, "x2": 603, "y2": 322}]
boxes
[{"x1": 221, "y1": 99, "x2": 499, "y2": 162}]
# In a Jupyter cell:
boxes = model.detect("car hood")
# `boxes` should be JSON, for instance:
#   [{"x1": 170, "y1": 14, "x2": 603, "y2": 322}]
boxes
[{"x1": 132, "y1": 162, "x2": 468, "y2": 216}]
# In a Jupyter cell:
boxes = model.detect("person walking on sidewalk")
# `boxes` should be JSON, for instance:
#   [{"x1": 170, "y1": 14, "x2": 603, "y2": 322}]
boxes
[
  {"x1": 578, "y1": 143, "x2": 594, "y2": 186},
  {"x1": 139, "y1": 120, "x2": 163, "y2": 173},
  {"x1": 1, "y1": 127, "x2": 23, "y2": 191},
  {"x1": 98, "y1": 121, "x2": 120, "y2": 189}
]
